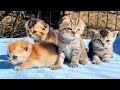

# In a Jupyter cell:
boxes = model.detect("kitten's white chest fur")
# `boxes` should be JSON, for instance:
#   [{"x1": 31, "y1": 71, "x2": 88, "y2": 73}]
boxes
[{"x1": 64, "y1": 45, "x2": 72, "y2": 60}]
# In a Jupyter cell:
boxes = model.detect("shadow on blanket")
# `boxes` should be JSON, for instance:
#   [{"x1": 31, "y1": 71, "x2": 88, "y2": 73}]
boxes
[
  {"x1": 113, "y1": 36, "x2": 120, "y2": 56},
  {"x1": 0, "y1": 55, "x2": 7, "y2": 61},
  {"x1": 0, "y1": 55, "x2": 14, "y2": 69}
]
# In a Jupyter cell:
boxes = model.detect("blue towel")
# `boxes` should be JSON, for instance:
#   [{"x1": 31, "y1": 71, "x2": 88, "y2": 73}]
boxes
[{"x1": 0, "y1": 36, "x2": 120, "y2": 79}]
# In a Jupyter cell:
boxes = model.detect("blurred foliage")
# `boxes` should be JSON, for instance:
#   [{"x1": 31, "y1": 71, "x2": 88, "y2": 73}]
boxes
[
  {"x1": 0, "y1": 11, "x2": 120, "y2": 38},
  {"x1": 78, "y1": 11, "x2": 120, "y2": 38}
]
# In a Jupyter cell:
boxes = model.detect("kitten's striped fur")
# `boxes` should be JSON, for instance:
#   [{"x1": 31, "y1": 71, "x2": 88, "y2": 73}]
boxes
[
  {"x1": 50, "y1": 12, "x2": 89, "y2": 69},
  {"x1": 88, "y1": 28, "x2": 119, "y2": 64},
  {"x1": 25, "y1": 19, "x2": 59, "y2": 45}
]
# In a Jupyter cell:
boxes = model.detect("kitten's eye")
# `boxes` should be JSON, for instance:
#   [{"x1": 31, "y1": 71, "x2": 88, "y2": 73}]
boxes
[
  {"x1": 77, "y1": 29, "x2": 80, "y2": 30},
  {"x1": 62, "y1": 27, "x2": 72, "y2": 31},
  {"x1": 96, "y1": 39, "x2": 101, "y2": 42},
  {"x1": 42, "y1": 28, "x2": 46, "y2": 30},
  {"x1": 67, "y1": 27, "x2": 72, "y2": 30},
  {"x1": 33, "y1": 30, "x2": 37, "y2": 34},
  {"x1": 106, "y1": 40, "x2": 110, "y2": 42},
  {"x1": 13, "y1": 55, "x2": 18, "y2": 59},
  {"x1": 44, "y1": 25, "x2": 47, "y2": 28},
  {"x1": 7, "y1": 53, "x2": 9, "y2": 57},
  {"x1": 27, "y1": 30, "x2": 29, "y2": 32}
]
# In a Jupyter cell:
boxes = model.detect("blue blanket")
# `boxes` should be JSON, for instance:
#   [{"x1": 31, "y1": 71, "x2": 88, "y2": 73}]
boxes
[{"x1": 0, "y1": 36, "x2": 120, "y2": 79}]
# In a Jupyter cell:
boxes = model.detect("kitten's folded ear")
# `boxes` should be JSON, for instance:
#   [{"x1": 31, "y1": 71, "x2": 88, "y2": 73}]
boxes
[
  {"x1": 65, "y1": 11, "x2": 74, "y2": 15},
  {"x1": 24, "y1": 20, "x2": 31, "y2": 31},
  {"x1": 88, "y1": 29, "x2": 98, "y2": 38},
  {"x1": 42, "y1": 21, "x2": 50, "y2": 30},
  {"x1": 28, "y1": 18, "x2": 38, "y2": 29},
  {"x1": 70, "y1": 12, "x2": 80, "y2": 23},
  {"x1": 79, "y1": 19, "x2": 86, "y2": 32},
  {"x1": 21, "y1": 45, "x2": 32, "y2": 52}
]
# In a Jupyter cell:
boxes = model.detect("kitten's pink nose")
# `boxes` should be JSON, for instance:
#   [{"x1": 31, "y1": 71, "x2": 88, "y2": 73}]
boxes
[
  {"x1": 29, "y1": 32, "x2": 32, "y2": 37},
  {"x1": 72, "y1": 32, "x2": 76, "y2": 35},
  {"x1": 102, "y1": 43, "x2": 105, "y2": 46},
  {"x1": 29, "y1": 34, "x2": 31, "y2": 37},
  {"x1": 8, "y1": 58, "x2": 13, "y2": 62}
]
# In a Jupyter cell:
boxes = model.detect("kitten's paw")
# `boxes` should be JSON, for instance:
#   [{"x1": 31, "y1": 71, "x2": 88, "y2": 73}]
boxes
[
  {"x1": 102, "y1": 59, "x2": 110, "y2": 63},
  {"x1": 50, "y1": 65, "x2": 63, "y2": 70},
  {"x1": 69, "y1": 62, "x2": 79, "y2": 68},
  {"x1": 93, "y1": 59, "x2": 101, "y2": 65},
  {"x1": 80, "y1": 60, "x2": 88, "y2": 65},
  {"x1": 111, "y1": 55, "x2": 113, "y2": 58},
  {"x1": 14, "y1": 66, "x2": 23, "y2": 71}
]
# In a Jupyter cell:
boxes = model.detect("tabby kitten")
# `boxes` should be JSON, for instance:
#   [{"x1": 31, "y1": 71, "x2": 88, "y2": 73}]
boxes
[
  {"x1": 88, "y1": 28, "x2": 119, "y2": 64},
  {"x1": 51, "y1": 12, "x2": 89, "y2": 69},
  {"x1": 25, "y1": 19, "x2": 59, "y2": 45},
  {"x1": 6, "y1": 40, "x2": 59, "y2": 70},
  {"x1": 24, "y1": 18, "x2": 39, "y2": 37}
]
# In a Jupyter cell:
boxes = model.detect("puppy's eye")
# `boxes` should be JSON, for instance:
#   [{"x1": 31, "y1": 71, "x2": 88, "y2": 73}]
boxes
[
  {"x1": 7, "y1": 53, "x2": 9, "y2": 57},
  {"x1": 33, "y1": 30, "x2": 37, "y2": 33},
  {"x1": 77, "y1": 29, "x2": 80, "y2": 30},
  {"x1": 13, "y1": 55, "x2": 18, "y2": 59},
  {"x1": 96, "y1": 39, "x2": 101, "y2": 42},
  {"x1": 106, "y1": 40, "x2": 110, "y2": 42}
]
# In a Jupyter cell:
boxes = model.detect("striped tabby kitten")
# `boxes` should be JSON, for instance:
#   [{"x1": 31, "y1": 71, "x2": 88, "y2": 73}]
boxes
[
  {"x1": 88, "y1": 28, "x2": 119, "y2": 64},
  {"x1": 25, "y1": 19, "x2": 59, "y2": 45},
  {"x1": 50, "y1": 12, "x2": 89, "y2": 69},
  {"x1": 24, "y1": 18, "x2": 39, "y2": 37}
]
